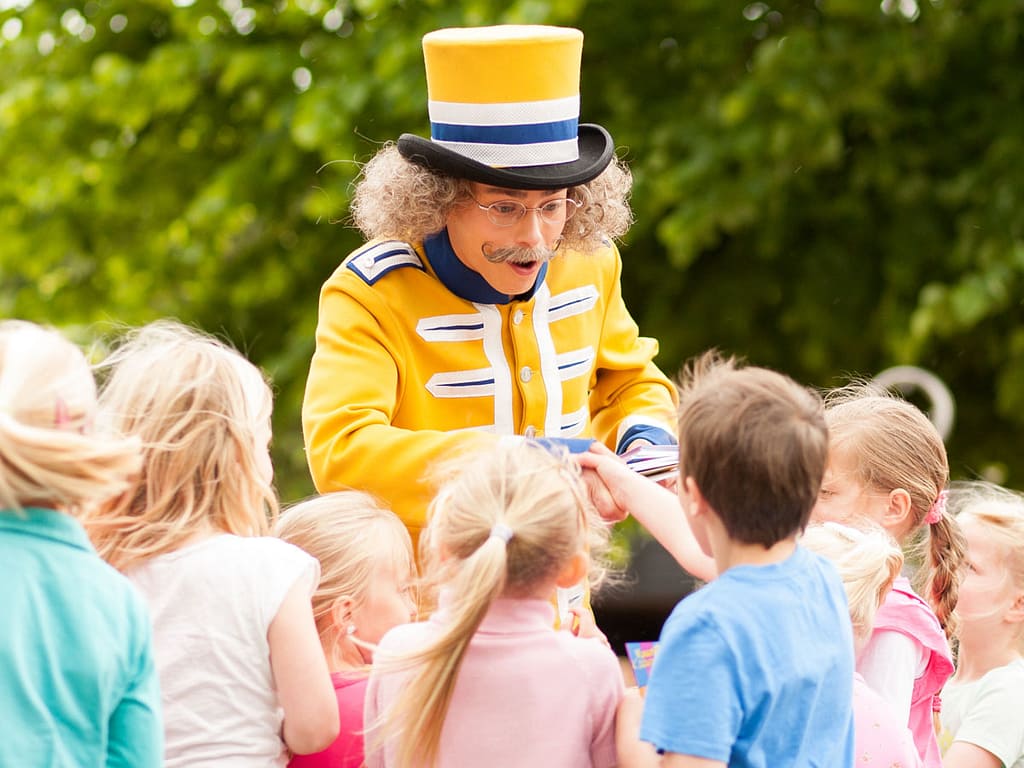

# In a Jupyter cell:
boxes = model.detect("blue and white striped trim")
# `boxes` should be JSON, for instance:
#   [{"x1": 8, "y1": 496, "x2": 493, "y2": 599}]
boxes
[
  {"x1": 345, "y1": 241, "x2": 423, "y2": 285},
  {"x1": 428, "y1": 95, "x2": 581, "y2": 168},
  {"x1": 559, "y1": 405, "x2": 589, "y2": 438},
  {"x1": 425, "y1": 366, "x2": 496, "y2": 399},
  {"x1": 429, "y1": 96, "x2": 580, "y2": 127},
  {"x1": 547, "y1": 285, "x2": 599, "y2": 322},
  {"x1": 556, "y1": 346, "x2": 594, "y2": 382},
  {"x1": 416, "y1": 313, "x2": 486, "y2": 343}
]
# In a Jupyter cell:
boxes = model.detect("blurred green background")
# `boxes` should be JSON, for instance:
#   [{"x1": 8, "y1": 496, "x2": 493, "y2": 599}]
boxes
[{"x1": 3, "y1": 0, "x2": 1023, "y2": 505}]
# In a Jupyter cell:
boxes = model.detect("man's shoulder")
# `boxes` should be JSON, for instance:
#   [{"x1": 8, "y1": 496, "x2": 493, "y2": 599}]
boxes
[{"x1": 339, "y1": 239, "x2": 425, "y2": 286}]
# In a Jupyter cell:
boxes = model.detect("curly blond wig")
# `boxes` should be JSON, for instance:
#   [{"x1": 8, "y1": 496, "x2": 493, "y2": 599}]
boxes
[{"x1": 350, "y1": 144, "x2": 633, "y2": 252}]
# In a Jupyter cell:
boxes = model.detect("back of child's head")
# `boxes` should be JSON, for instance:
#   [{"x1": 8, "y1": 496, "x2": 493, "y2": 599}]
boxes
[
  {"x1": 370, "y1": 440, "x2": 608, "y2": 768},
  {"x1": 676, "y1": 351, "x2": 828, "y2": 547},
  {"x1": 949, "y1": 481, "x2": 1024, "y2": 630},
  {"x1": 823, "y1": 384, "x2": 965, "y2": 635},
  {"x1": 85, "y1": 320, "x2": 277, "y2": 571},
  {"x1": 0, "y1": 320, "x2": 140, "y2": 514},
  {"x1": 422, "y1": 439, "x2": 607, "y2": 598},
  {"x1": 274, "y1": 491, "x2": 414, "y2": 659},
  {"x1": 801, "y1": 522, "x2": 904, "y2": 648}
]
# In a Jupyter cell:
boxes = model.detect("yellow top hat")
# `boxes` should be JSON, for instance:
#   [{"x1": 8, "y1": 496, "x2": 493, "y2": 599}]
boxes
[{"x1": 397, "y1": 25, "x2": 613, "y2": 190}]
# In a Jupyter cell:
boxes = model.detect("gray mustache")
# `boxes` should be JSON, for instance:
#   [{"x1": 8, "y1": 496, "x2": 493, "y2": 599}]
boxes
[{"x1": 482, "y1": 245, "x2": 555, "y2": 265}]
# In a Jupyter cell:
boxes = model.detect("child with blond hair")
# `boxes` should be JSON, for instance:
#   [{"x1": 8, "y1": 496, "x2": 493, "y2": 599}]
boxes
[
  {"x1": 0, "y1": 320, "x2": 162, "y2": 766},
  {"x1": 84, "y1": 320, "x2": 338, "y2": 767},
  {"x1": 939, "y1": 481, "x2": 1024, "y2": 768},
  {"x1": 364, "y1": 441, "x2": 623, "y2": 768},
  {"x1": 802, "y1": 522, "x2": 923, "y2": 768},
  {"x1": 273, "y1": 491, "x2": 417, "y2": 768},
  {"x1": 812, "y1": 385, "x2": 964, "y2": 768}
]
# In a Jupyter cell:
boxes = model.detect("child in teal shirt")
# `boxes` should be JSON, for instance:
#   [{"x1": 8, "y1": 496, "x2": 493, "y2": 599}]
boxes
[{"x1": 0, "y1": 320, "x2": 162, "y2": 767}]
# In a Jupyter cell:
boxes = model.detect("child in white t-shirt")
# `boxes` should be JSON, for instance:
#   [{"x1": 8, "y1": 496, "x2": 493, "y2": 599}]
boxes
[
  {"x1": 84, "y1": 321, "x2": 338, "y2": 767},
  {"x1": 940, "y1": 481, "x2": 1024, "y2": 768}
]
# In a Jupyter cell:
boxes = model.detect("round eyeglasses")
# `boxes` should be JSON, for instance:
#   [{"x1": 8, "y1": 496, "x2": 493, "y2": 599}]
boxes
[{"x1": 472, "y1": 197, "x2": 580, "y2": 228}]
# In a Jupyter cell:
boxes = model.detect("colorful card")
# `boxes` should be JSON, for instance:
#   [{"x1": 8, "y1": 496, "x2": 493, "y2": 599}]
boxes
[{"x1": 624, "y1": 640, "x2": 660, "y2": 689}]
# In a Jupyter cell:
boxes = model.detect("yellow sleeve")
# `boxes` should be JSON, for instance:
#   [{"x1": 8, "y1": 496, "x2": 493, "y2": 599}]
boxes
[
  {"x1": 587, "y1": 244, "x2": 678, "y2": 452},
  {"x1": 302, "y1": 272, "x2": 493, "y2": 541}
]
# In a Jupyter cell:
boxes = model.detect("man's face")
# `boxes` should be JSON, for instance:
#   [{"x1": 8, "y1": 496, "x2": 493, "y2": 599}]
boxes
[{"x1": 445, "y1": 182, "x2": 570, "y2": 297}]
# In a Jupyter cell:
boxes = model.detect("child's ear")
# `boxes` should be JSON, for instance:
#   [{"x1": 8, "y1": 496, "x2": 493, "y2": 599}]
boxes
[
  {"x1": 1007, "y1": 593, "x2": 1024, "y2": 624},
  {"x1": 555, "y1": 551, "x2": 588, "y2": 588},
  {"x1": 330, "y1": 595, "x2": 356, "y2": 630},
  {"x1": 682, "y1": 476, "x2": 709, "y2": 518},
  {"x1": 883, "y1": 488, "x2": 914, "y2": 532}
]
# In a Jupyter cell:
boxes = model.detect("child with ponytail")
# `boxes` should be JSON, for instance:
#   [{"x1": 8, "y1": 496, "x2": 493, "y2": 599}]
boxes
[
  {"x1": 802, "y1": 522, "x2": 923, "y2": 768},
  {"x1": 84, "y1": 321, "x2": 338, "y2": 766},
  {"x1": 812, "y1": 385, "x2": 965, "y2": 768},
  {"x1": 0, "y1": 320, "x2": 162, "y2": 766},
  {"x1": 273, "y1": 491, "x2": 417, "y2": 768},
  {"x1": 365, "y1": 441, "x2": 623, "y2": 768}
]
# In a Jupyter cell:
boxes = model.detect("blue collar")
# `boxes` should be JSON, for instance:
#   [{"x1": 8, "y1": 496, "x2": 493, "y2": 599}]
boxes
[{"x1": 422, "y1": 229, "x2": 548, "y2": 305}]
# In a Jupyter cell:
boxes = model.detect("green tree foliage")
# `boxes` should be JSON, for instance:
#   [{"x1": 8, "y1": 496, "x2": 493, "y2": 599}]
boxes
[{"x1": 1, "y1": 0, "x2": 1022, "y2": 499}]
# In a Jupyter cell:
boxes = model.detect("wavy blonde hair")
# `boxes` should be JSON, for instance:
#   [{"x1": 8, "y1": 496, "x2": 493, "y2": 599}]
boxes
[
  {"x1": 84, "y1": 320, "x2": 277, "y2": 571},
  {"x1": 350, "y1": 144, "x2": 633, "y2": 252},
  {"x1": 949, "y1": 480, "x2": 1024, "y2": 640},
  {"x1": 0, "y1": 321, "x2": 140, "y2": 514},
  {"x1": 824, "y1": 384, "x2": 966, "y2": 636},
  {"x1": 801, "y1": 522, "x2": 904, "y2": 645},
  {"x1": 367, "y1": 441, "x2": 610, "y2": 768},
  {"x1": 274, "y1": 491, "x2": 415, "y2": 663}
]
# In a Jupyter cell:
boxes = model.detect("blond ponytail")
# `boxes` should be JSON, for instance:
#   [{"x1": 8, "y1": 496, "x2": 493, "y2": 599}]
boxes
[
  {"x1": 368, "y1": 441, "x2": 608, "y2": 768},
  {"x1": 0, "y1": 321, "x2": 140, "y2": 514}
]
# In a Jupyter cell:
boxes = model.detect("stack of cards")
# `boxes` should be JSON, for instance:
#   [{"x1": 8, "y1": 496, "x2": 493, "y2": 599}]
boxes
[{"x1": 621, "y1": 443, "x2": 678, "y2": 482}]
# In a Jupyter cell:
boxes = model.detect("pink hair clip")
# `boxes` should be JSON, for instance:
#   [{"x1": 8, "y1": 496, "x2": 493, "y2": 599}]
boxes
[
  {"x1": 925, "y1": 489, "x2": 948, "y2": 525},
  {"x1": 54, "y1": 396, "x2": 71, "y2": 427}
]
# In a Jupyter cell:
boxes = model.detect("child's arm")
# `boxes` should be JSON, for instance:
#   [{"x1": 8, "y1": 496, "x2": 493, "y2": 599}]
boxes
[
  {"x1": 268, "y1": 578, "x2": 340, "y2": 755},
  {"x1": 942, "y1": 742, "x2": 1002, "y2": 768},
  {"x1": 107, "y1": 613, "x2": 163, "y2": 768},
  {"x1": 616, "y1": 689, "x2": 726, "y2": 768},
  {"x1": 576, "y1": 448, "x2": 717, "y2": 582},
  {"x1": 856, "y1": 630, "x2": 919, "y2": 726}
]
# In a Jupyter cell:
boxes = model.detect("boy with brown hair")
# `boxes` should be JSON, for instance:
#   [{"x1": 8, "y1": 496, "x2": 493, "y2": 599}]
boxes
[{"x1": 584, "y1": 352, "x2": 855, "y2": 768}]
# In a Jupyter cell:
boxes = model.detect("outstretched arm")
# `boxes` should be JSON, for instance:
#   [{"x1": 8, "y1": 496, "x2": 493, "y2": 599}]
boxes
[{"x1": 576, "y1": 446, "x2": 716, "y2": 582}]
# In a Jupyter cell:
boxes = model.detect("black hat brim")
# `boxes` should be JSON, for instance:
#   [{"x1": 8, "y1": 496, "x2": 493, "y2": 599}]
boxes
[{"x1": 397, "y1": 123, "x2": 614, "y2": 190}]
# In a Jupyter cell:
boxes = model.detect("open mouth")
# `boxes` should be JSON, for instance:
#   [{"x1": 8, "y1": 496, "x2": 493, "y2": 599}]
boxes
[{"x1": 508, "y1": 260, "x2": 541, "y2": 274}]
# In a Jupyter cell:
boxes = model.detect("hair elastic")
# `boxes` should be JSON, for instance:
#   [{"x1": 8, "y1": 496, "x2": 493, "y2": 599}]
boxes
[
  {"x1": 489, "y1": 523, "x2": 514, "y2": 544},
  {"x1": 925, "y1": 489, "x2": 948, "y2": 526},
  {"x1": 54, "y1": 397, "x2": 70, "y2": 428}
]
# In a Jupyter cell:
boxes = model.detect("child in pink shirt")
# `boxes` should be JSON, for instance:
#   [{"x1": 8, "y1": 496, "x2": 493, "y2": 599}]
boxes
[
  {"x1": 274, "y1": 492, "x2": 417, "y2": 768},
  {"x1": 802, "y1": 522, "x2": 923, "y2": 768},
  {"x1": 364, "y1": 441, "x2": 624, "y2": 768},
  {"x1": 812, "y1": 386, "x2": 964, "y2": 768}
]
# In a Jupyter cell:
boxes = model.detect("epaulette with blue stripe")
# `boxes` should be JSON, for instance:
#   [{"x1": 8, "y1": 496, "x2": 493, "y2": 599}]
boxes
[{"x1": 344, "y1": 241, "x2": 424, "y2": 285}]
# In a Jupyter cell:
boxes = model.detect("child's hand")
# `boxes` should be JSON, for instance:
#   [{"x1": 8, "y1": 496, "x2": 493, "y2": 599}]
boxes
[
  {"x1": 567, "y1": 606, "x2": 611, "y2": 648},
  {"x1": 578, "y1": 446, "x2": 632, "y2": 523}
]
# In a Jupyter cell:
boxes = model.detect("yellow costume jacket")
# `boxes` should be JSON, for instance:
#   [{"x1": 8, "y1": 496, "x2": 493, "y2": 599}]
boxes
[{"x1": 303, "y1": 230, "x2": 677, "y2": 542}]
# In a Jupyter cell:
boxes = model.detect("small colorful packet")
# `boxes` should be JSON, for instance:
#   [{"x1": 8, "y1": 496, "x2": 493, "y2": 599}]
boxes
[{"x1": 624, "y1": 640, "x2": 660, "y2": 690}]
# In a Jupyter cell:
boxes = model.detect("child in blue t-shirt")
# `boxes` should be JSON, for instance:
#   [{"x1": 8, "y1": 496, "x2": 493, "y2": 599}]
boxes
[{"x1": 585, "y1": 352, "x2": 855, "y2": 768}]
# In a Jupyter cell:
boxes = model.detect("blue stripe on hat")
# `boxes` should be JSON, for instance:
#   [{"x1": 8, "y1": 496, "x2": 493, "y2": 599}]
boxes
[{"x1": 430, "y1": 118, "x2": 578, "y2": 146}]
